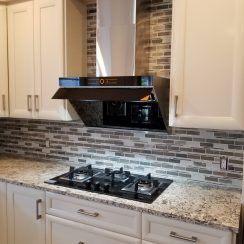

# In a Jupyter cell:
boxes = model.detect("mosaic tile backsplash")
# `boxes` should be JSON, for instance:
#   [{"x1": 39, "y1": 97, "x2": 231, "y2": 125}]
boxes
[
  {"x1": 0, "y1": 1, "x2": 243, "y2": 189},
  {"x1": 0, "y1": 118, "x2": 243, "y2": 188}
]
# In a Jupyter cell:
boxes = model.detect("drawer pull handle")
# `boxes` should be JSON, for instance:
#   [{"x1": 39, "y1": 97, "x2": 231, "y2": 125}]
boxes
[
  {"x1": 170, "y1": 231, "x2": 198, "y2": 243},
  {"x1": 34, "y1": 95, "x2": 39, "y2": 111},
  {"x1": 36, "y1": 199, "x2": 42, "y2": 220},
  {"x1": 27, "y1": 95, "x2": 32, "y2": 111},
  {"x1": 77, "y1": 209, "x2": 99, "y2": 217},
  {"x1": 174, "y1": 95, "x2": 178, "y2": 117},
  {"x1": 2, "y1": 94, "x2": 6, "y2": 111}
]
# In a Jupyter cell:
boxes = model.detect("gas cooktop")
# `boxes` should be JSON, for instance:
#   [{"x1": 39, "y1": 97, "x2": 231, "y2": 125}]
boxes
[{"x1": 45, "y1": 165, "x2": 172, "y2": 203}]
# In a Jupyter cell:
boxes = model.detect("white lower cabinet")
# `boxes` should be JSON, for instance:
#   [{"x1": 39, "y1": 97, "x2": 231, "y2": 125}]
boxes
[
  {"x1": 0, "y1": 184, "x2": 236, "y2": 244},
  {"x1": 7, "y1": 184, "x2": 46, "y2": 244},
  {"x1": 142, "y1": 213, "x2": 233, "y2": 244},
  {"x1": 46, "y1": 192, "x2": 141, "y2": 238},
  {"x1": 46, "y1": 192, "x2": 141, "y2": 244},
  {"x1": 0, "y1": 182, "x2": 7, "y2": 244},
  {"x1": 46, "y1": 215, "x2": 141, "y2": 244}
]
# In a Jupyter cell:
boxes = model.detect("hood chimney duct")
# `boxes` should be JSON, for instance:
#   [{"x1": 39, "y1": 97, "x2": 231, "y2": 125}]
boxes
[{"x1": 96, "y1": 0, "x2": 150, "y2": 77}]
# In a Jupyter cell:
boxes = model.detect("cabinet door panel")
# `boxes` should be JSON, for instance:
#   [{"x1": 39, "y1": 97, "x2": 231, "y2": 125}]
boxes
[
  {"x1": 170, "y1": 0, "x2": 244, "y2": 130},
  {"x1": 8, "y1": 1, "x2": 34, "y2": 118},
  {"x1": 0, "y1": 5, "x2": 8, "y2": 117},
  {"x1": 46, "y1": 192, "x2": 141, "y2": 238},
  {"x1": 47, "y1": 215, "x2": 141, "y2": 244},
  {"x1": 142, "y1": 214, "x2": 232, "y2": 244},
  {"x1": 34, "y1": 0, "x2": 66, "y2": 120},
  {"x1": 7, "y1": 184, "x2": 45, "y2": 244}
]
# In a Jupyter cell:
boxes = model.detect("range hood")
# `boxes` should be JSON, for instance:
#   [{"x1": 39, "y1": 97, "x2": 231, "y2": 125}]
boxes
[{"x1": 52, "y1": 0, "x2": 170, "y2": 130}]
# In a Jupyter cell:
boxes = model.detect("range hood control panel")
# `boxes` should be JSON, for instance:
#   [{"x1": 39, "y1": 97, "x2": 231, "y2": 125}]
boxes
[{"x1": 58, "y1": 76, "x2": 153, "y2": 87}]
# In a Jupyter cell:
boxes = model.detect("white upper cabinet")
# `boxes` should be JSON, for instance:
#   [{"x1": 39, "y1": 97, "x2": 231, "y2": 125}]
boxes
[
  {"x1": 7, "y1": 0, "x2": 86, "y2": 120},
  {"x1": 170, "y1": 0, "x2": 244, "y2": 130},
  {"x1": 0, "y1": 5, "x2": 8, "y2": 117},
  {"x1": 34, "y1": 0, "x2": 67, "y2": 120},
  {"x1": 8, "y1": 1, "x2": 35, "y2": 118}
]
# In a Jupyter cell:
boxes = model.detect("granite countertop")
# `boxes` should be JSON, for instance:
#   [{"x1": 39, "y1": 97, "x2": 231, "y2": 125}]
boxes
[{"x1": 0, "y1": 156, "x2": 241, "y2": 233}]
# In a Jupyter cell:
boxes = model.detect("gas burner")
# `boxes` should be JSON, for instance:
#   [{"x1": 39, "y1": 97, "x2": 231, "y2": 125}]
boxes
[
  {"x1": 73, "y1": 173, "x2": 89, "y2": 181},
  {"x1": 98, "y1": 167, "x2": 131, "y2": 183},
  {"x1": 138, "y1": 180, "x2": 153, "y2": 191},
  {"x1": 45, "y1": 166, "x2": 173, "y2": 203}
]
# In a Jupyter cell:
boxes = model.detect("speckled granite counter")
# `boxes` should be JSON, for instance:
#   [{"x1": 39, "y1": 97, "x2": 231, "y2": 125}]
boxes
[{"x1": 0, "y1": 156, "x2": 241, "y2": 233}]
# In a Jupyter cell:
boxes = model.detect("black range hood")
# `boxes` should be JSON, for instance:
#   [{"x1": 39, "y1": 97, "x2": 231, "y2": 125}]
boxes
[
  {"x1": 52, "y1": 1, "x2": 170, "y2": 131},
  {"x1": 52, "y1": 76, "x2": 170, "y2": 130}
]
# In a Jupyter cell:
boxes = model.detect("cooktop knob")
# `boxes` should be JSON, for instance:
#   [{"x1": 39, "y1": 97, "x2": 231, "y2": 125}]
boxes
[
  {"x1": 103, "y1": 183, "x2": 110, "y2": 193},
  {"x1": 85, "y1": 180, "x2": 92, "y2": 189},
  {"x1": 153, "y1": 180, "x2": 159, "y2": 187},
  {"x1": 94, "y1": 181, "x2": 100, "y2": 191}
]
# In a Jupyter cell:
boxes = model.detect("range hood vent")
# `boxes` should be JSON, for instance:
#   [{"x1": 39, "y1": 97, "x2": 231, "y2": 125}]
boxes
[{"x1": 52, "y1": 76, "x2": 170, "y2": 130}]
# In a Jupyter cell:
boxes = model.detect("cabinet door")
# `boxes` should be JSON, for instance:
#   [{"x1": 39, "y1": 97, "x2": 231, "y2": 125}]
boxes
[
  {"x1": 34, "y1": 0, "x2": 67, "y2": 120},
  {"x1": 7, "y1": 184, "x2": 45, "y2": 244},
  {"x1": 0, "y1": 182, "x2": 7, "y2": 244},
  {"x1": 47, "y1": 215, "x2": 141, "y2": 244},
  {"x1": 0, "y1": 5, "x2": 9, "y2": 117},
  {"x1": 170, "y1": 0, "x2": 244, "y2": 130},
  {"x1": 8, "y1": 1, "x2": 35, "y2": 118}
]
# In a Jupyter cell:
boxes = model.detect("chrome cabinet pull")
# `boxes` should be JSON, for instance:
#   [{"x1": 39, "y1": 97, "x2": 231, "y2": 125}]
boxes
[
  {"x1": 27, "y1": 95, "x2": 32, "y2": 111},
  {"x1": 34, "y1": 95, "x2": 39, "y2": 111},
  {"x1": 77, "y1": 209, "x2": 99, "y2": 217},
  {"x1": 2, "y1": 95, "x2": 6, "y2": 111},
  {"x1": 170, "y1": 231, "x2": 198, "y2": 243},
  {"x1": 174, "y1": 95, "x2": 179, "y2": 117},
  {"x1": 36, "y1": 199, "x2": 42, "y2": 220}
]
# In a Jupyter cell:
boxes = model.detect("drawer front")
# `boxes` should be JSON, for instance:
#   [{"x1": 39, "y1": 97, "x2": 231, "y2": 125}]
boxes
[
  {"x1": 142, "y1": 214, "x2": 232, "y2": 244},
  {"x1": 46, "y1": 215, "x2": 141, "y2": 244},
  {"x1": 46, "y1": 192, "x2": 141, "y2": 238}
]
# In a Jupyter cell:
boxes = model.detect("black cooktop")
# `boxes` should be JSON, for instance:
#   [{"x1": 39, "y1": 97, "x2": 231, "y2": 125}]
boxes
[{"x1": 45, "y1": 165, "x2": 172, "y2": 203}]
